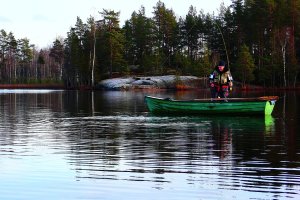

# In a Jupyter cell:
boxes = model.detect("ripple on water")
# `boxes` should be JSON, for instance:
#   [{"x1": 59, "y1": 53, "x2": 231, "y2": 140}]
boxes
[{"x1": 0, "y1": 108, "x2": 299, "y2": 200}]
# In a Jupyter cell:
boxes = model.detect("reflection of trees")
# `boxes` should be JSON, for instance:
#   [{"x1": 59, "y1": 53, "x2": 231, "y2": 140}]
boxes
[
  {"x1": 0, "y1": 92, "x2": 63, "y2": 132},
  {"x1": 58, "y1": 118, "x2": 121, "y2": 176},
  {"x1": 0, "y1": 91, "x2": 64, "y2": 156},
  {"x1": 1, "y1": 90, "x2": 299, "y2": 195},
  {"x1": 210, "y1": 118, "x2": 233, "y2": 160},
  {"x1": 59, "y1": 90, "x2": 299, "y2": 193}
]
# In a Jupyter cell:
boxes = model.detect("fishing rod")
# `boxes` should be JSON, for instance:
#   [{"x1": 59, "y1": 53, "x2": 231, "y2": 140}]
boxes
[
  {"x1": 159, "y1": 18, "x2": 197, "y2": 68},
  {"x1": 214, "y1": 19, "x2": 230, "y2": 69},
  {"x1": 159, "y1": 17, "x2": 230, "y2": 70}
]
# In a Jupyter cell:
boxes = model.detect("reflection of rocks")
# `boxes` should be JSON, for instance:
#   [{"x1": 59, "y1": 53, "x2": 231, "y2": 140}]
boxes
[{"x1": 97, "y1": 75, "x2": 205, "y2": 90}]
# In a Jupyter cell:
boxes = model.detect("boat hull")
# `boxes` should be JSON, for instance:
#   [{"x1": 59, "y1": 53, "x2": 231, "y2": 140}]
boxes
[{"x1": 145, "y1": 96, "x2": 278, "y2": 116}]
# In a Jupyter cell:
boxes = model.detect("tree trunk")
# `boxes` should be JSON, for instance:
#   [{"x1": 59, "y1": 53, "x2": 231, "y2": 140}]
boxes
[
  {"x1": 92, "y1": 27, "x2": 96, "y2": 88},
  {"x1": 281, "y1": 41, "x2": 287, "y2": 88},
  {"x1": 293, "y1": 72, "x2": 298, "y2": 88},
  {"x1": 110, "y1": 40, "x2": 113, "y2": 78}
]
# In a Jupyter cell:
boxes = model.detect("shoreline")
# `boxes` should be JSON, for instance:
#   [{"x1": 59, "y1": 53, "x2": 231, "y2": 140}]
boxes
[
  {"x1": 0, "y1": 79, "x2": 299, "y2": 91},
  {"x1": 0, "y1": 84, "x2": 65, "y2": 90}
]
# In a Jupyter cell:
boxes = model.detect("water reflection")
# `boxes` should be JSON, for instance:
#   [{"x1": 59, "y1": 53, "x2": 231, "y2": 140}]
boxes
[{"x1": 0, "y1": 90, "x2": 299, "y2": 200}]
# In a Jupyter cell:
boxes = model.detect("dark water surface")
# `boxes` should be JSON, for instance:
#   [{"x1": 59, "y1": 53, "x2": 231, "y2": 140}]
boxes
[{"x1": 0, "y1": 89, "x2": 299, "y2": 200}]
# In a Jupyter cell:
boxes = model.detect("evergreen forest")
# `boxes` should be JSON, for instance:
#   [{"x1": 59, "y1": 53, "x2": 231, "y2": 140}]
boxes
[{"x1": 0, "y1": 0, "x2": 300, "y2": 89}]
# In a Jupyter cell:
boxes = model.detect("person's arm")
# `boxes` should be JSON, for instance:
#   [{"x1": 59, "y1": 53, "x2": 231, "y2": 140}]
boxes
[
  {"x1": 209, "y1": 71, "x2": 215, "y2": 87},
  {"x1": 228, "y1": 72, "x2": 233, "y2": 91}
]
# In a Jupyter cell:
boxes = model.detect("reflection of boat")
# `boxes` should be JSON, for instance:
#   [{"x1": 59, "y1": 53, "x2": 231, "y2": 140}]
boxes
[{"x1": 145, "y1": 96, "x2": 279, "y2": 116}]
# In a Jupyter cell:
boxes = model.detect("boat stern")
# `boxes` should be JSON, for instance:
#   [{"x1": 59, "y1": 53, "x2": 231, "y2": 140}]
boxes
[{"x1": 265, "y1": 100, "x2": 277, "y2": 115}]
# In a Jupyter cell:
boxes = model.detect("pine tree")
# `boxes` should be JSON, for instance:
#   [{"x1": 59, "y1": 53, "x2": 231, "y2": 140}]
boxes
[
  {"x1": 234, "y1": 44, "x2": 255, "y2": 88},
  {"x1": 123, "y1": 6, "x2": 155, "y2": 73},
  {"x1": 99, "y1": 9, "x2": 126, "y2": 78},
  {"x1": 152, "y1": 1, "x2": 178, "y2": 72},
  {"x1": 49, "y1": 39, "x2": 64, "y2": 81}
]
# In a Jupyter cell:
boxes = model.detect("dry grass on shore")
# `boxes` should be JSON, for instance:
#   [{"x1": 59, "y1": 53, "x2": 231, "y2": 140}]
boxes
[{"x1": 0, "y1": 84, "x2": 65, "y2": 89}]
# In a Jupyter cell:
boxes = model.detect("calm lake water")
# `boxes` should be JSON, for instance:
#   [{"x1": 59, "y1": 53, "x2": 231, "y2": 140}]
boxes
[{"x1": 0, "y1": 89, "x2": 299, "y2": 200}]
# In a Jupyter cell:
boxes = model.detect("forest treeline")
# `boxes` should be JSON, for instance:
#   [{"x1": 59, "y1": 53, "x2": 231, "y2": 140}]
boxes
[{"x1": 0, "y1": 0, "x2": 299, "y2": 89}]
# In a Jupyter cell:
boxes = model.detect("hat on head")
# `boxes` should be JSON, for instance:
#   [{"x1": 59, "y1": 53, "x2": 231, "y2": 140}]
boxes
[{"x1": 218, "y1": 60, "x2": 226, "y2": 66}]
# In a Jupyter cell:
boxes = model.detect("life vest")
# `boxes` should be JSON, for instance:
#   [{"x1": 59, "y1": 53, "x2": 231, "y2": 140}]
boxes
[{"x1": 209, "y1": 70, "x2": 233, "y2": 85}]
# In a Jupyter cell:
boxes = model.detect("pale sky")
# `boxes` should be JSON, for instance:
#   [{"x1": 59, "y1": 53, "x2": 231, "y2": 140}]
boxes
[{"x1": 0, "y1": 0, "x2": 231, "y2": 49}]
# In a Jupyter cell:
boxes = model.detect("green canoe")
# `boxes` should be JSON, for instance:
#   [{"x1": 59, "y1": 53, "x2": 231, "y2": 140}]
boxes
[{"x1": 145, "y1": 95, "x2": 279, "y2": 116}]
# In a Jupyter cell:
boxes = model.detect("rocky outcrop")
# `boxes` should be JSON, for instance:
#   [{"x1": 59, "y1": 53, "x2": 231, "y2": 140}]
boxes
[{"x1": 97, "y1": 75, "x2": 206, "y2": 90}]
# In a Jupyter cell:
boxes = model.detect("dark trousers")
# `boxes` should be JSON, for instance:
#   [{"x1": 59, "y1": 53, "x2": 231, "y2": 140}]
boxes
[{"x1": 210, "y1": 85, "x2": 229, "y2": 98}]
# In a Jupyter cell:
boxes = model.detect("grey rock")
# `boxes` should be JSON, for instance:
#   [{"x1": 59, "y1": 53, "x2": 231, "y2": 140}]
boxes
[{"x1": 97, "y1": 75, "x2": 205, "y2": 90}]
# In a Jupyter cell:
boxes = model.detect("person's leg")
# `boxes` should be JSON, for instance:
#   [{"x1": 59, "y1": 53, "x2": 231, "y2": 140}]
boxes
[
  {"x1": 210, "y1": 87, "x2": 217, "y2": 98},
  {"x1": 221, "y1": 86, "x2": 229, "y2": 98},
  {"x1": 219, "y1": 91, "x2": 225, "y2": 98}
]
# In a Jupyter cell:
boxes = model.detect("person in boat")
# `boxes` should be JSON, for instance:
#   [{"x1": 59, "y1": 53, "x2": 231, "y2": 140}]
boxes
[{"x1": 209, "y1": 60, "x2": 233, "y2": 98}]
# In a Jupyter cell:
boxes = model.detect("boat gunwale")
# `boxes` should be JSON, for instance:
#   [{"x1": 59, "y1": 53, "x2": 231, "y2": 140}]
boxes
[{"x1": 145, "y1": 95, "x2": 279, "y2": 103}]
